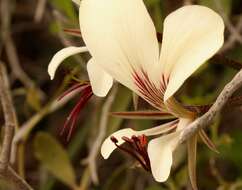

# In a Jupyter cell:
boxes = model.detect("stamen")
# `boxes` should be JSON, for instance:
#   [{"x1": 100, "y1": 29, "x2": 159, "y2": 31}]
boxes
[
  {"x1": 122, "y1": 136, "x2": 134, "y2": 144},
  {"x1": 63, "y1": 28, "x2": 82, "y2": 37},
  {"x1": 58, "y1": 82, "x2": 89, "y2": 101},
  {"x1": 111, "y1": 135, "x2": 151, "y2": 171},
  {"x1": 59, "y1": 82, "x2": 93, "y2": 140},
  {"x1": 110, "y1": 136, "x2": 118, "y2": 144},
  {"x1": 131, "y1": 135, "x2": 151, "y2": 170}
]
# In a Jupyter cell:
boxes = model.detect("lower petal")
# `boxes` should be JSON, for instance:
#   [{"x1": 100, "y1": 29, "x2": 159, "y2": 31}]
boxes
[
  {"x1": 147, "y1": 131, "x2": 181, "y2": 182},
  {"x1": 87, "y1": 59, "x2": 113, "y2": 97},
  {"x1": 101, "y1": 120, "x2": 178, "y2": 159},
  {"x1": 147, "y1": 118, "x2": 192, "y2": 182}
]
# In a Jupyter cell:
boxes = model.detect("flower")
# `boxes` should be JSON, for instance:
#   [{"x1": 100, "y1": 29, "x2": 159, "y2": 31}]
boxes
[{"x1": 48, "y1": 0, "x2": 224, "y2": 183}]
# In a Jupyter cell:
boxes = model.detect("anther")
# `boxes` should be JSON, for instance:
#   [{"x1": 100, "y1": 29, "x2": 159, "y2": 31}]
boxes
[
  {"x1": 139, "y1": 135, "x2": 148, "y2": 147},
  {"x1": 110, "y1": 136, "x2": 118, "y2": 143},
  {"x1": 122, "y1": 136, "x2": 134, "y2": 143},
  {"x1": 111, "y1": 134, "x2": 151, "y2": 172}
]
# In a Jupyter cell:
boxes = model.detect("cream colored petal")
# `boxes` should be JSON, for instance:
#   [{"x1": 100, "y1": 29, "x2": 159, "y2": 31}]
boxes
[
  {"x1": 159, "y1": 5, "x2": 224, "y2": 101},
  {"x1": 87, "y1": 59, "x2": 113, "y2": 97},
  {"x1": 48, "y1": 46, "x2": 88, "y2": 80},
  {"x1": 147, "y1": 118, "x2": 192, "y2": 182},
  {"x1": 101, "y1": 129, "x2": 135, "y2": 159},
  {"x1": 148, "y1": 131, "x2": 181, "y2": 182},
  {"x1": 79, "y1": 0, "x2": 159, "y2": 91},
  {"x1": 101, "y1": 120, "x2": 177, "y2": 159},
  {"x1": 176, "y1": 117, "x2": 193, "y2": 131}
]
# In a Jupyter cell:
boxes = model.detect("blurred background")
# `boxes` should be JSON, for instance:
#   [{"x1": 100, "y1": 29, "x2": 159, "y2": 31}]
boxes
[{"x1": 1, "y1": 0, "x2": 242, "y2": 189}]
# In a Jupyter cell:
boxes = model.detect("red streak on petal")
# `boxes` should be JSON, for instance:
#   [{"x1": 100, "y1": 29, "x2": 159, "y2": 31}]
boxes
[{"x1": 132, "y1": 70, "x2": 166, "y2": 110}]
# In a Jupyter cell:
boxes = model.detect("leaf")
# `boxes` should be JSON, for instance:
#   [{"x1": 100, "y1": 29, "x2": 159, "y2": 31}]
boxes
[
  {"x1": 33, "y1": 132, "x2": 76, "y2": 188},
  {"x1": 49, "y1": 21, "x2": 61, "y2": 35},
  {"x1": 40, "y1": 116, "x2": 90, "y2": 190},
  {"x1": 219, "y1": 130, "x2": 242, "y2": 173},
  {"x1": 26, "y1": 87, "x2": 41, "y2": 111},
  {"x1": 187, "y1": 134, "x2": 198, "y2": 190}
]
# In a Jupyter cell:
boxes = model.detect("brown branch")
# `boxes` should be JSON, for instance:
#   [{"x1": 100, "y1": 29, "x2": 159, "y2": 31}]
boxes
[
  {"x1": 180, "y1": 68, "x2": 242, "y2": 143},
  {"x1": 220, "y1": 16, "x2": 242, "y2": 53},
  {"x1": 0, "y1": 63, "x2": 33, "y2": 190},
  {"x1": 82, "y1": 85, "x2": 118, "y2": 184},
  {"x1": 52, "y1": 10, "x2": 86, "y2": 70},
  {"x1": 0, "y1": 166, "x2": 33, "y2": 190},
  {"x1": 214, "y1": 0, "x2": 242, "y2": 44},
  {"x1": 1, "y1": 0, "x2": 45, "y2": 99},
  {"x1": 213, "y1": 0, "x2": 242, "y2": 53},
  {"x1": 183, "y1": 0, "x2": 194, "y2": 5},
  {"x1": 0, "y1": 63, "x2": 16, "y2": 170},
  {"x1": 34, "y1": 0, "x2": 47, "y2": 23},
  {"x1": 210, "y1": 54, "x2": 242, "y2": 70}
]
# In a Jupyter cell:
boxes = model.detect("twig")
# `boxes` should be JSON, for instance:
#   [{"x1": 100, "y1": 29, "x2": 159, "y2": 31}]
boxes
[
  {"x1": 82, "y1": 85, "x2": 118, "y2": 184},
  {"x1": 214, "y1": 0, "x2": 242, "y2": 43},
  {"x1": 52, "y1": 10, "x2": 86, "y2": 70},
  {"x1": 34, "y1": 0, "x2": 47, "y2": 23},
  {"x1": 220, "y1": 16, "x2": 242, "y2": 53},
  {"x1": 0, "y1": 63, "x2": 33, "y2": 190},
  {"x1": 183, "y1": 0, "x2": 194, "y2": 5},
  {"x1": 214, "y1": 0, "x2": 242, "y2": 53},
  {"x1": 0, "y1": 166, "x2": 33, "y2": 190},
  {"x1": 0, "y1": 63, "x2": 16, "y2": 170},
  {"x1": 4, "y1": 35, "x2": 35, "y2": 88},
  {"x1": 1, "y1": 0, "x2": 45, "y2": 99},
  {"x1": 11, "y1": 86, "x2": 82, "y2": 163},
  {"x1": 180, "y1": 68, "x2": 242, "y2": 143},
  {"x1": 210, "y1": 54, "x2": 242, "y2": 70}
]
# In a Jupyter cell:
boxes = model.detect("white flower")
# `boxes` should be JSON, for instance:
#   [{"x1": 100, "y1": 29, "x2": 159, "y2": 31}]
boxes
[{"x1": 48, "y1": 0, "x2": 224, "y2": 183}]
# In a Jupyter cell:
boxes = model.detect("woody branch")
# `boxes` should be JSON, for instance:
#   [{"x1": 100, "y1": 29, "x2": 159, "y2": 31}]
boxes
[
  {"x1": 0, "y1": 63, "x2": 33, "y2": 190},
  {"x1": 180, "y1": 68, "x2": 242, "y2": 143}
]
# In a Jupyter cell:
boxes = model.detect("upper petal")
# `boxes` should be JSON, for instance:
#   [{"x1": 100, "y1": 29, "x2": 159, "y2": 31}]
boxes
[
  {"x1": 101, "y1": 120, "x2": 177, "y2": 159},
  {"x1": 48, "y1": 46, "x2": 88, "y2": 80},
  {"x1": 159, "y1": 5, "x2": 224, "y2": 101},
  {"x1": 79, "y1": 0, "x2": 160, "y2": 91},
  {"x1": 87, "y1": 59, "x2": 113, "y2": 97}
]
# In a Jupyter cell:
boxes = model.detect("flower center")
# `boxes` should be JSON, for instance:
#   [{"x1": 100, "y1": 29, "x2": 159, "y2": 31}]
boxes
[
  {"x1": 59, "y1": 82, "x2": 93, "y2": 140},
  {"x1": 111, "y1": 134, "x2": 151, "y2": 171},
  {"x1": 132, "y1": 69, "x2": 167, "y2": 111}
]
